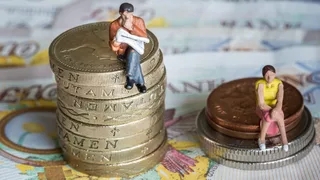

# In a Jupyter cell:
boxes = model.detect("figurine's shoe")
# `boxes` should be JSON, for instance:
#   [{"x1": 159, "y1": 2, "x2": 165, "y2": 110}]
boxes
[
  {"x1": 258, "y1": 138, "x2": 266, "y2": 151},
  {"x1": 125, "y1": 78, "x2": 134, "y2": 90},
  {"x1": 283, "y1": 144, "x2": 289, "y2": 152},
  {"x1": 117, "y1": 55, "x2": 126, "y2": 62},
  {"x1": 136, "y1": 84, "x2": 147, "y2": 93}
]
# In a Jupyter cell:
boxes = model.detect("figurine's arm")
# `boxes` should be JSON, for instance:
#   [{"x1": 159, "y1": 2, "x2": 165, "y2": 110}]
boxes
[
  {"x1": 257, "y1": 83, "x2": 265, "y2": 108},
  {"x1": 109, "y1": 23, "x2": 121, "y2": 53},
  {"x1": 257, "y1": 83, "x2": 271, "y2": 110},
  {"x1": 130, "y1": 17, "x2": 147, "y2": 38},
  {"x1": 275, "y1": 83, "x2": 284, "y2": 110}
]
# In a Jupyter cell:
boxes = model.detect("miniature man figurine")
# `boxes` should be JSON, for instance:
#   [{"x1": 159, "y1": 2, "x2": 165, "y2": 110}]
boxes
[
  {"x1": 255, "y1": 65, "x2": 288, "y2": 152},
  {"x1": 109, "y1": 2, "x2": 148, "y2": 93}
]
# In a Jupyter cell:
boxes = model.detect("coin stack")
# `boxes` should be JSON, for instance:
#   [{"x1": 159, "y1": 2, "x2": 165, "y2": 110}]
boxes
[
  {"x1": 49, "y1": 22, "x2": 168, "y2": 178},
  {"x1": 197, "y1": 78, "x2": 315, "y2": 170}
]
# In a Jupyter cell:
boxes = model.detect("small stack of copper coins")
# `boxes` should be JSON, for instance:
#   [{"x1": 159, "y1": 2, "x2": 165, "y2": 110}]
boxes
[
  {"x1": 196, "y1": 78, "x2": 315, "y2": 170},
  {"x1": 49, "y1": 22, "x2": 168, "y2": 178}
]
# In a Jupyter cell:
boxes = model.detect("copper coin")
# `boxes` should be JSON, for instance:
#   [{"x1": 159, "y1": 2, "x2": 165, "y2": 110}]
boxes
[
  {"x1": 198, "y1": 107, "x2": 311, "y2": 152},
  {"x1": 196, "y1": 107, "x2": 315, "y2": 167},
  {"x1": 206, "y1": 77, "x2": 304, "y2": 133},
  {"x1": 206, "y1": 110, "x2": 301, "y2": 139}
]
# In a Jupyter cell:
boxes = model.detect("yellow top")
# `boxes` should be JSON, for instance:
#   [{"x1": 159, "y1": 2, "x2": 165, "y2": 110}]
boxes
[{"x1": 255, "y1": 78, "x2": 282, "y2": 106}]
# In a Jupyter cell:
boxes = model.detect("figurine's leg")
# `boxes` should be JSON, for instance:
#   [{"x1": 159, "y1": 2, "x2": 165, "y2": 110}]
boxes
[
  {"x1": 125, "y1": 48, "x2": 146, "y2": 93},
  {"x1": 257, "y1": 107, "x2": 275, "y2": 150},
  {"x1": 125, "y1": 48, "x2": 138, "y2": 90},
  {"x1": 135, "y1": 61, "x2": 146, "y2": 93},
  {"x1": 259, "y1": 120, "x2": 271, "y2": 150},
  {"x1": 272, "y1": 110, "x2": 288, "y2": 152},
  {"x1": 135, "y1": 63, "x2": 144, "y2": 84}
]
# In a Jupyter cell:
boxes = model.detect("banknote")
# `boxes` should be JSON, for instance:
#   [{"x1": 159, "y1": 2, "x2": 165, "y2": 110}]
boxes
[
  {"x1": 151, "y1": 27, "x2": 320, "y2": 54},
  {"x1": 0, "y1": 29, "x2": 62, "y2": 68},
  {"x1": 1, "y1": 0, "x2": 320, "y2": 30},
  {"x1": 0, "y1": 0, "x2": 74, "y2": 29},
  {"x1": 0, "y1": 27, "x2": 319, "y2": 69},
  {"x1": 164, "y1": 46, "x2": 320, "y2": 118},
  {"x1": 51, "y1": 0, "x2": 320, "y2": 30}
]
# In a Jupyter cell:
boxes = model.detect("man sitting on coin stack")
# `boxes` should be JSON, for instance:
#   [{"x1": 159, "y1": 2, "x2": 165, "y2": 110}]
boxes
[{"x1": 109, "y1": 2, "x2": 148, "y2": 93}]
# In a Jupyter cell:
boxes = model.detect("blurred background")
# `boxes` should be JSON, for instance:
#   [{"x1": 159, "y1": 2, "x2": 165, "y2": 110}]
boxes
[
  {"x1": 1, "y1": 0, "x2": 320, "y2": 64},
  {"x1": 1, "y1": 0, "x2": 320, "y2": 179}
]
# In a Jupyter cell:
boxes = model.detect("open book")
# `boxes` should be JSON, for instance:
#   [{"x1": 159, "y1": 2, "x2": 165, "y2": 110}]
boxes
[{"x1": 115, "y1": 28, "x2": 150, "y2": 55}]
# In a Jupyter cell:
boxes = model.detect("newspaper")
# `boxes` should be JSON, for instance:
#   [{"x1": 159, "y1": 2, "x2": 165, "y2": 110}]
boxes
[{"x1": 115, "y1": 28, "x2": 150, "y2": 55}]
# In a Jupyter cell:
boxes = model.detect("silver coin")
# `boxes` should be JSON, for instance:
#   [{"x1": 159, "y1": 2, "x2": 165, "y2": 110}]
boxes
[
  {"x1": 196, "y1": 107, "x2": 315, "y2": 162},
  {"x1": 208, "y1": 132, "x2": 315, "y2": 170}
]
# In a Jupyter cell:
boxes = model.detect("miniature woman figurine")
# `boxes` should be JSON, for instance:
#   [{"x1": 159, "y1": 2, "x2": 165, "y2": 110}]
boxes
[
  {"x1": 255, "y1": 65, "x2": 288, "y2": 152},
  {"x1": 109, "y1": 2, "x2": 148, "y2": 93}
]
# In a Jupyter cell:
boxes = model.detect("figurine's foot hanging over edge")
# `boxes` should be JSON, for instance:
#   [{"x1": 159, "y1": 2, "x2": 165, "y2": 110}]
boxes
[
  {"x1": 117, "y1": 55, "x2": 126, "y2": 62},
  {"x1": 125, "y1": 77, "x2": 134, "y2": 90},
  {"x1": 258, "y1": 138, "x2": 266, "y2": 151},
  {"x1": 283, "y1": 144, "x2": 289, "y2": 152},
  {"x1": 136, "y1": 84, "x2": 147, "y2": 93}
]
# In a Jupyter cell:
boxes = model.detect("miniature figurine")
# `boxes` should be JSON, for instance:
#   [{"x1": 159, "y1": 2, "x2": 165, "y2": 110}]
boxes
[
  {"x1": 255, "y1": 65, "x2": 288, "y2": 152},
  {"x1": 109, "y1": 2, "x2": 148, "y2": 93}
]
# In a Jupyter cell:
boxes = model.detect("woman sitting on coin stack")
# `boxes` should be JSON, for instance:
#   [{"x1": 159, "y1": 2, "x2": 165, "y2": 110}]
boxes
[{"x1": 255, "y1": 65, "x2": 289, "y2": 152}]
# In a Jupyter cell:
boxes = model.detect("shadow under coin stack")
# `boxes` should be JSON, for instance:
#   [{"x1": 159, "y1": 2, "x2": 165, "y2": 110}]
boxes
[
  {"x1": 49, "y1": 22, "x2": 168, "y2": 178},
  {"x1": 196, "y1": 78, "x2": 315, "y2": 170}
]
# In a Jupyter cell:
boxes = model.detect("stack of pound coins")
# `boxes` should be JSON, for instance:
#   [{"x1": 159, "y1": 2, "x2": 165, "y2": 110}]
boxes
[
  {"x1": 49, "y1": 22, "x2": 168, "y2": 178},
  {"x1": 196, "y1": 78, "x2": 315, "y2": 170}
]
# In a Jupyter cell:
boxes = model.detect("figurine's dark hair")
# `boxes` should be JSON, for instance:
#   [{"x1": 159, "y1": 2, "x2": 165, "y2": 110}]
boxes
[
  {"x1": 119, "y1": 3, "x2": 134, "y2": 13},
  {"x1": 262, "y1": 65, "x2": 276, "y2": 76}
]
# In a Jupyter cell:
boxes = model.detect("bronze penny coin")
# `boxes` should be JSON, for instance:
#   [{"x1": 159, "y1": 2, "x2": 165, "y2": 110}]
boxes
[
  {"x1": 196, "y1": 107, "x2": 315, "y2": 165},
  {"x1": 206, "y1": 77, "x2": 304, "y2": 133},
  {"x1": 205, "y1": 110, "x2": 301, "y2": 139}
]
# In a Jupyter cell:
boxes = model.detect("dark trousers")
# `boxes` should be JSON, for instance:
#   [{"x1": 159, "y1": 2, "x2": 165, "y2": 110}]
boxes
[{"x1": 123, "y1": 46, "x2": 145, "y2": 85}]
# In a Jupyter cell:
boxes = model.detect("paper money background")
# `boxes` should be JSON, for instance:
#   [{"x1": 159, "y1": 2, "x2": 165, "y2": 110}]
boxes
[{"x1": 1, "y1": 1, "x2": 320, "y2": 180}]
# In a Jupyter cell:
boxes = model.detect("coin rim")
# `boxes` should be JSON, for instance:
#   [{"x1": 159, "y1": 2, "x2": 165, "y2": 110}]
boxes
[
  {"x1": 59, "y1": 128, "x2": 166, "y2": 164},
  {"x1": 64, "y1": 133, "x2": 168, "y2": 178},
  {"x1": 208, "y1": 132, "x2": 315, "y2": 170},
  {"x1": 56, "y1": 69, "x2": 167, "y2": 114},
  {"x1": 49, "y1": 22, "x2": 159, "y2": 73},
  {"x1": 0, "y1": 107, "x2": 61, "y2": 154},
  {"x1": 54, "y1": 50, "x2": 164, "y2": 99},
  {"x1": 56, "y1": 104, "x2": 164, "y2": 138},
  {"x1": 196, "y1": 107, "x2": 315, "y2": 162},
  {"x1": 56, "y1": 113, "x2": 165, "y2": 150},
  {"x1": 205, "y1": 109, "x2": 302, "y2": 139},
  {"x1": 57, "y1": 94, "x2": 166, "y2": 125}
]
